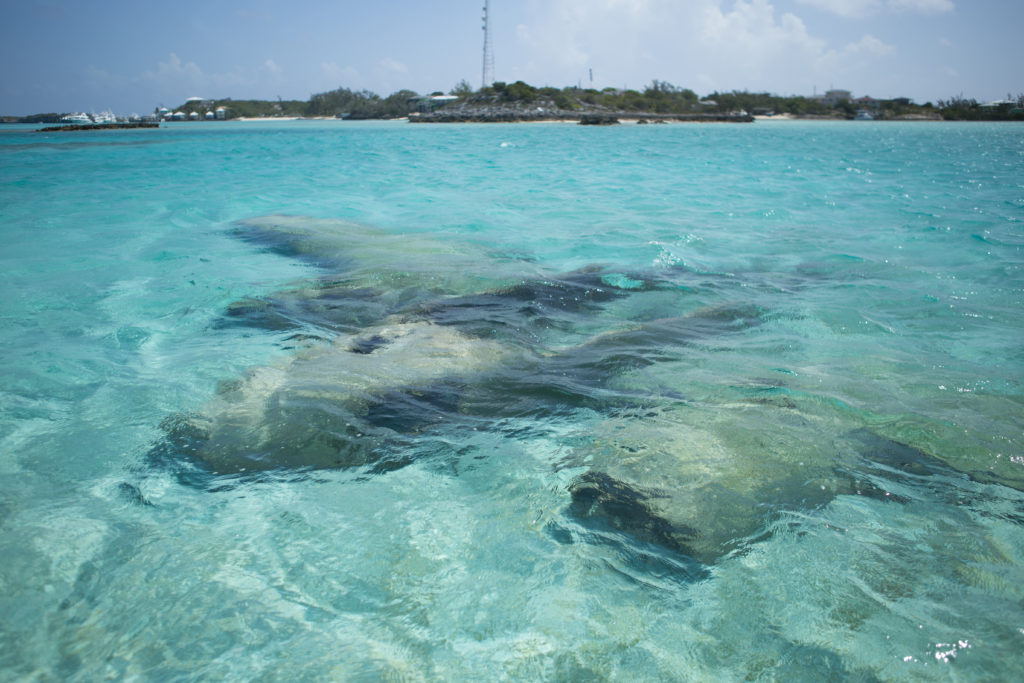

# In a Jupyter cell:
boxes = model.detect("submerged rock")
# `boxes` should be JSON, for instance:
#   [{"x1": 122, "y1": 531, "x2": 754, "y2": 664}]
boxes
[
  {"x1": 550, "y1": 398, "x2": 974, "y2": 565},
  {"x1": 156, "y1": 319, "x2": 516, "y2": 474},
  {"x1": 158, "y1": 215, "x2": 791, "y2": 484},
  {"x1": 150, "y1": 214, "x2": 1005, "y2": 577},
  {"x1": 231, "y1": 214, "x2": 524, "y2": 295},
  {"x1": 565, "y1": 471, "x2": 699, "y2": 553}
]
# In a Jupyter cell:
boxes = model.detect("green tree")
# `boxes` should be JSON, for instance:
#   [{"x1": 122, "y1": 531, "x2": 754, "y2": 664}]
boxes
[
  {"x1": 504, "y1": 81, "x2": 537, "y2": 102},
  {"x1": 450, "y1": 80, "x2": 474, "y2": 99}
]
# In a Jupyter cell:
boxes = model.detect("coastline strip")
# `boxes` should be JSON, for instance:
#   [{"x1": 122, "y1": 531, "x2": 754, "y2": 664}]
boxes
[{"x1": 36, "y1": 123, "x2": 161, "y2": 132}]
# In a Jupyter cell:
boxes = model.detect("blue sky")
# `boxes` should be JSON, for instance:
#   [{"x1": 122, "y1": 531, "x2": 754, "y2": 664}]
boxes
[{"x1": 2, "y1": 0, "x2": 1021, "y2": 115}]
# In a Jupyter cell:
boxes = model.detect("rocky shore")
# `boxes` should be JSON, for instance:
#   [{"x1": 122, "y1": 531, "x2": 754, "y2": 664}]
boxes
[
  {"x1": 409, "y1": 104, "x2": 753, "y2": 124},
  {"x1": 36, "y1": 123, "x2": 161, "y2": 132}
]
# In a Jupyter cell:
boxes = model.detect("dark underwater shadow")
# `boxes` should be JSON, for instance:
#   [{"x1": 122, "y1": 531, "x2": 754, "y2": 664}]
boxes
[
  {"x1": 546, "y1": 470, "x2": 712, "y2": 583},
  {"x1": 131, "y1": 234, "x2": 794, "y2": 577},
  {"x1": 135, "y1": 215, "x2": 1012, "y2": 588}
]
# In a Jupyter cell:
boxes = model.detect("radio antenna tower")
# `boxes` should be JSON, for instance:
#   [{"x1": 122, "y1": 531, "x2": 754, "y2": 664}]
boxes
[{"x1": 481, "y1": 1, "x2": 495, "y2": 88}]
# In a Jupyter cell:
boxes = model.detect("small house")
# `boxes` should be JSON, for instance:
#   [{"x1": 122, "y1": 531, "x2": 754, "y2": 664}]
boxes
[{"x1": 855, "y1": 96, "x2": 880, "y2": 112}]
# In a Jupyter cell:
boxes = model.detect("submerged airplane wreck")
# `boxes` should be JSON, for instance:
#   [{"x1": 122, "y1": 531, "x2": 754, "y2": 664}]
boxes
[{"x1": 145, "y1": 215, "x2": 1006, "y2": 569}]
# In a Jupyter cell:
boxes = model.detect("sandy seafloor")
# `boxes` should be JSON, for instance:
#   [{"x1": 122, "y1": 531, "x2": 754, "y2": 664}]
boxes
[{"x1": 1, "y1": 119, "x2": 1022, "y2": 680}]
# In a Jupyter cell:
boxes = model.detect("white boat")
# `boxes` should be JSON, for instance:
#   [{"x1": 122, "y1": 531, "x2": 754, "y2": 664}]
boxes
[
  {"x1": 62, "y1": 113, "x2": 92, "y2": 124},
  {"x1": 92, "y1": 110, "x2": 117, "y2": 124},
  {"x1": 854, "y1": 109, "x2": 874, "y2": 121}
]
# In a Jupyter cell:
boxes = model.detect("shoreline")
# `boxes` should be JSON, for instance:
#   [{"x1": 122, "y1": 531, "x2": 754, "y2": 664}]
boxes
[
  {"x1": 25, "y1": 113, "x2": 960, "y2": 130},
  {"x1": 408, "y1": 111, "x2": 754, "y2": 124},
  {"x1": 35, "y1": 122, "x2": 161, "y2": 132},
  {"x1": 232, "y1": 116, "x2": 340, "y2": 122}
]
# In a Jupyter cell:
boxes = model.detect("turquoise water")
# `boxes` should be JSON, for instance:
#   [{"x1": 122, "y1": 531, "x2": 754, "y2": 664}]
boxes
[{"x1": 1, "y1": 119, "x2": 1022, "y2": 680}]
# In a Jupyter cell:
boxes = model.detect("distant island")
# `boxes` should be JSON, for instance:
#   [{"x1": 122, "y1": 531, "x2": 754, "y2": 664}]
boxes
[{"x1": 5, "y1": 81, "x2": 1023, "y2": 124}]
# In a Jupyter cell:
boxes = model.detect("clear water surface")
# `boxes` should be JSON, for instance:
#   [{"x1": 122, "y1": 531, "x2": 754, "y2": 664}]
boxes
[{"x1": 1, "y1": 120, "x2": 1022, "y2": 680}]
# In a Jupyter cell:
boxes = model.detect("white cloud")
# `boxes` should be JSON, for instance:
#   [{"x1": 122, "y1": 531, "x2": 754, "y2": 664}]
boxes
[
  {"x1": 795, "y1": 0, "x2": 952, "y2": 17},
  {"x1": 143, "y1": 53, "x2": 205, "y2": 85},
  {"x1": 889, "y1": 0, "x2": 954, "y2": 13},
  {"x1": 321, "y1": 62, "x2": 360, "y2": 83},
  {"x1": 844, "y1": 34, "x2": 896, "y2": 56},
  {"x1": 516, "y1": 0, "x2": 706, "y2": 85},
  {"x1": 795, "y1": 0, "x2": 881, "y2": 18},
  {"x1": 137, "y1": 53, "x2": 296, "y2": 101},
  {"x1": 258, "y1": 59, "x2": 284, "y2": 88},
  {"x1": 512, "y1": 1, "x2": 907, "y2": 96},
  {"x1": 814, "y1": 33, "x2": 897, "y2": 80},
  {"x1": 701, "y1": 0, "x2": 825, "y2": 66},
  {"x1": 378, "y1": 57, "x2": 408, "y2": 74}
]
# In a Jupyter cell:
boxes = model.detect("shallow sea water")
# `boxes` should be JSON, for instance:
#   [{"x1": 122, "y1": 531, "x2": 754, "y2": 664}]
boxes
[{"x1": 1, "y1": 119, "x2": 1022, "y2": 680}]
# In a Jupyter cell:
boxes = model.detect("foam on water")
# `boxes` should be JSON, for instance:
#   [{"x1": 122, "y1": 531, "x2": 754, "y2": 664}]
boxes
[{"x1": 1, "y1": 120, "x2": 1022, "y2": 680}]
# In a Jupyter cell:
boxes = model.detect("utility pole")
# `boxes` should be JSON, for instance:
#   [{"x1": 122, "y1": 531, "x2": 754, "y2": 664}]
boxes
[{"x1": 482, "y1": 1, "x2": 495, "y2": 88}]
